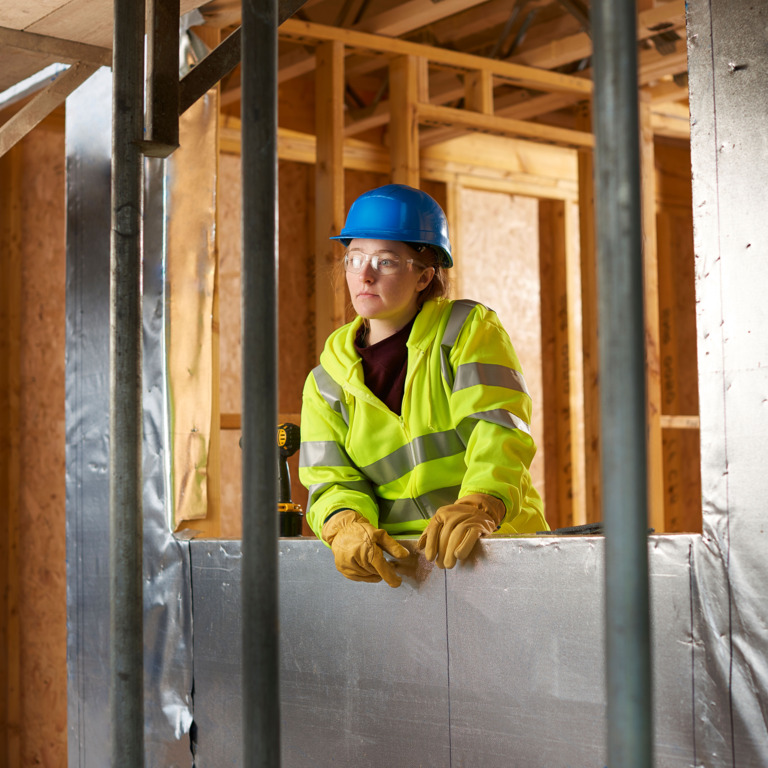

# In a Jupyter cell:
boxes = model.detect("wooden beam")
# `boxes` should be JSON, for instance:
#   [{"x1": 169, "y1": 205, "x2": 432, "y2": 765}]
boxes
[
  {"x1": 510, "y1": 0, "x2": 686, "y2": 70},
  {"x1": 539, "y1": 199, "x2": 585, "y2": 528},
  {"x1": 464, "y1": 70, "x2": 494, "y2": 115},
  {"x1": 645, "y1": 79, "x2": 689, "y2": 105},
  {"x1": 575, "y1": 102, "x2": 601, "y2": 524},
  {"x1": 144, "y1": 0, "x2": 180, "y2": 157},
  {"x1": 279, "y1": 19, "x2": 593, "y2": 96},
  {"x1": 417, "y1": 101, "x2": 594, "y2": 149},
  {"x1": 179, "y1": 27, "x2": 241, "y2": 115},
  {"x1": 389, "y1": 55, "x2": 423, "y2": 186},
  {"x1": 0, "y1": 25, "x2": 111, "y2": 67},
  {"x1": 0, "y1": 62, "x2": 97, "y2": 159},
  {"x1": 314, "y1": 40, "x2": 347, "y2": 359},
  {"x1": 639, "y1": 92, "x2": 664, "y2": 533},
  {"x1": 355, "y1": 0, "x2": 490, "y2": 36},
  {"x1": 221, "y1": 118, "x2": 579, "y2": 201},
  {"x1": 0, "y1": 142, "x2": 22, "y2": 768}
]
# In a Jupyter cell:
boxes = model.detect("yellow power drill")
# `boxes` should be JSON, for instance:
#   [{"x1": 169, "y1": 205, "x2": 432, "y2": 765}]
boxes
[{"x1": 277, "y1": 422, "x2": 304, "y2": 537}]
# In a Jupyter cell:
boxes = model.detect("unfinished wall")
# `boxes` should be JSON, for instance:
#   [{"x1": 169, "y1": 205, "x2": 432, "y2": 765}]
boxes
[
  {"x1": 0, "y1": 124, "x2": 67, "y2": 766},
  {"x1": 655, "y1": 138, "x2": 701, "y2": 533},
  {"x1": 219, "y1": 157, "x2": 317, "y2": 537},
  {"x1": 457, "y1": 189, "x2": 547, "y2": 516}
]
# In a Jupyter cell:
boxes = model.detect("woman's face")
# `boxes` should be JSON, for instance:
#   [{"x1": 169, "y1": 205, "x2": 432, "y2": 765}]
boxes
[{"x1": 345, "y1": 239, "x2": 434, "y2": 329}]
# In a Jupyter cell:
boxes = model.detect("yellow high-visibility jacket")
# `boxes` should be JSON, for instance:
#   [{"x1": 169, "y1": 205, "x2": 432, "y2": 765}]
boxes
[{"x1": 299, "y1": 298, "x2": 547, "y2": 539}]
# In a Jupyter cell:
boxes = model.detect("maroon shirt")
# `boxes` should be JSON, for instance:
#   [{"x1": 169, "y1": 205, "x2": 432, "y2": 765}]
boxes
[{"x1": 354, "y1": 317, "x2": 416, "y2": 416}]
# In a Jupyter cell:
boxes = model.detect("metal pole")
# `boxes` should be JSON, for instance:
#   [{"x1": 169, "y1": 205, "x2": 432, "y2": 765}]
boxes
[
  {"x1": 241, "y1": 0, "x2": 280, "y2": 765},
  {"x1": 109, "y1": 0, "x2": 146, "y2": 764},
  {"x1": 591, "y1": 1, "x2": 652, "y2": 766}
]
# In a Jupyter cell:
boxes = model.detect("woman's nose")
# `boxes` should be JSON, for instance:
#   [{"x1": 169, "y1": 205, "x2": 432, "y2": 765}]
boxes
[{"x1": 358, "y1": 262, "x2": 376, "y2": 281}]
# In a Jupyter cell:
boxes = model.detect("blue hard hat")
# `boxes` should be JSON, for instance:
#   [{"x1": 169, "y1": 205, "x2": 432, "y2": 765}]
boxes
[{"x1": 330, "y1": 184, "x2": 453, "y2": 267}]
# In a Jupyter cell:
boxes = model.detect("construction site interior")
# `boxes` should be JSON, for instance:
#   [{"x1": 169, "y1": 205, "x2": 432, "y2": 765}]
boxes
[{"x1": 3, "y1": 0, "x2": 764, "y2": 765}]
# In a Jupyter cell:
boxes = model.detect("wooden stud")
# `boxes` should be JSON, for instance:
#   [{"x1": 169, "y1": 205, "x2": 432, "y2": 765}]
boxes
[
  {"x1": 575, "y1": 101, "x2": 602, "y2": 525},
  {"x1": 314, "y1": 40, "x2": 347, "y2": 361},
  {"x1": 389, "y1": 55, "x2": 421, "y2": 186},
  {"x1": 639, "y1": 92, "x2": 665, "y2": 533},
  {"x1": 657, "y1": 211, "x2": 686, "y2": 531},
  {"x1": 444, "y1": 178, "x2": 462, "y2": 295},
  {"x1": 464, "y1": 70, "x2": 494, "y2": 115},
  {"x1": 144, "y1": 0, "x2": 180, "y2": 157},
  {"x1": 0, "y1": 142, "x2": 22, "y2": 768},
  {"x1": 539, "y1": 199, "x2": 585, "y2": 528}
]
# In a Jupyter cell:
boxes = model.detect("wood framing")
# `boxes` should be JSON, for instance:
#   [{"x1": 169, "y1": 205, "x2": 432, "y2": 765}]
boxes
[
  {"x1": 417, "y1": 101, "x2": 594, "y2": 150},
  {"x1": 0, "y1": 142, "x2": 22, "y2": 768},
  {"x1": 0, "y1": 62, "x2": 97, "y2": 158},
  {"x1": 539, "y1": 199, "x2": 586, "y2": 528},
  {"x1": 640, "y1": 93, "x2": 664, "y2": 532},
  {"x1": 509, "y1": 0, "x2": 685, "y2": 70},
  {"x1": 0, "y1": 25, "x2": 111, "y2": 66},
  {"x1": 389, "y1": 55, "x2": 424, "y2": 186},
  {"x1": 314, "y1": 39, "x2": 346, "y2": 359},
  {"x1": 464, "y1": 70, "x2": 494, "y2": 115},
  {"x1": 144, "y1": 0, "x2": 180, "y2": 156},
  {"x1": 279, "y1": 18, "x2": 594, "y2": 97},
  {"x1": 575, "y1": 102, "x2": 602, "y2": 524}
]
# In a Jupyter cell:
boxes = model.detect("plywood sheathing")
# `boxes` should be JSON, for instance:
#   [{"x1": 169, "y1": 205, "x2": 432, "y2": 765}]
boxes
[
  {"x1": 457, "y1": 189, "x2": 547, "y2": 515},
  {"x1": 218, "y1": 158, "x2": 317, "y2": 538}
]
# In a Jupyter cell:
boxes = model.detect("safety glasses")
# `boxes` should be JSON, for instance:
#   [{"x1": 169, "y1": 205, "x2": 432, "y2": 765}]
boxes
[{"x1": 344, "y1": 250, "x2": 425, "y2": 276}]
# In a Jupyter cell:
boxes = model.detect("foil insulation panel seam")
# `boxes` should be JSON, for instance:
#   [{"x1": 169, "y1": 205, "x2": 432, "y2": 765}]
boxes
[{"x1": 190, "y1": 535, "x2": 706, "y2": 768}]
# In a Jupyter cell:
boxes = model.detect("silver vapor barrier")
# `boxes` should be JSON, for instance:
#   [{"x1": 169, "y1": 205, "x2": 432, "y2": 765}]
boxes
[
  {"x1": 66, "y1": 69, "x2": 194, "y2": 767},
  {"x1": 64, "y1": 0, "x2": 768, "y2": 765}
]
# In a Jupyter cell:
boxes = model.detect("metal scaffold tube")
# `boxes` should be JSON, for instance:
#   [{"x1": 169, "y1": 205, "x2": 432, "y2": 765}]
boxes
[
  {"x1": 109, "y1": 0, "x2": 146, "y2": 765},
  {"x1": 591, "y1": 1, "x2": 652, "y2": 766},
  {"x1": 241, "y1": 0, "x2": 281, "y2": 765}
]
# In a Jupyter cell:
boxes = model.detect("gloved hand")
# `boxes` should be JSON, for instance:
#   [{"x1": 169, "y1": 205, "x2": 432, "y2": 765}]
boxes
[
  {"x1": 417, "y1": 493, "x2": 506, "y2": 569},
  {"x1": 322, "y1": 509, "x2": 409, "y2": 588}
]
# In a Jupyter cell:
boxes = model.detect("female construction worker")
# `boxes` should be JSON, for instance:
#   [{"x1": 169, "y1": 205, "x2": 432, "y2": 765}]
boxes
[{"x1": 299, "y1": 184, "x2": 547, "y2": 587}]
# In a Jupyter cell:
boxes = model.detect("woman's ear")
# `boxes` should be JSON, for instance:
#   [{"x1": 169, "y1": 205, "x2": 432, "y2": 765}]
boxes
[{"x1": 417, "y1": 266, "x2": 436, "y2": 291}]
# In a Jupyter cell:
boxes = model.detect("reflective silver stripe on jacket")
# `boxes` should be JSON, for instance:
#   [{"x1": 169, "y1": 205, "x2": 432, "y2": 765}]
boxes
[
  {"x1": 359, "y1": 429, "x2": 465, "y2": 487},
  {"x1": 312, "y1": 364, "x2": 349, "y2": 426},
  {"x1": 378, "y1": 485, "x2": 463, "y2": 525},
  {"x1": 460, "y1": 408, "x2": 531, "y2": 437},
  {"x1": 453, "y1": 362, "x2": 529, "y2": 396},
  {"x1": 307, "y1": 479, "x2": 375, "y2": 509},
  {"x1": 439, "y1": 299, "x2": 479, "y2": 389},
  {"x1": 299, "y1": 440, "x2": 352, "y2": 470}
]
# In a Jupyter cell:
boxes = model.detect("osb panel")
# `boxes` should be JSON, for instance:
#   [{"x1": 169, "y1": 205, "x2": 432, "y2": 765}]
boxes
[
  {"x1": 18, "y1": 129, "x2": 67, "y2": 766},
  {"x1": 217, "y1": 156, "x2": 314, "y2": 535},
  {"x1": 456, "y1": 188, "x2": 547, "y2": 519}
]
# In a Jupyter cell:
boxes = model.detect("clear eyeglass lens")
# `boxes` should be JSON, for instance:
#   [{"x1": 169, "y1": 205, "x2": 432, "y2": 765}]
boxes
[{"x1": 345, "y1": 251, "x2": 406, "y2": 275}]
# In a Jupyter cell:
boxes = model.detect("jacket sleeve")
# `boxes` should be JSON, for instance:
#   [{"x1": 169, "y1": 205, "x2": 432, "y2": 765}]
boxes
[
  {"x1": 298, "y1": 367, "x2": 380, "y2": 540},
  {"x1": 447, "y1": 305, "x2": 545, "y2": 532}
]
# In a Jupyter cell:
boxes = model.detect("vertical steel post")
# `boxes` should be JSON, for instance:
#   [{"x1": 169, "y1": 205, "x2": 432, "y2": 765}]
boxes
[
  {"x1": 591, "y1": 1, "x2": 652, "y2": 766},
  {"x1": 109, "y1": 0, "x2": 146, "y2": 765},
  {"x1": 241, "y1": 0, "x2": 280, "y2": 765}
]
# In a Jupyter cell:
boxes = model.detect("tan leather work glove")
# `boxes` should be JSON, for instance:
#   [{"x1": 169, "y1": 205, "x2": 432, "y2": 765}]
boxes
[
  {"x1": 322, "y1": 509, "x2": 410, "y2": 588},
  {"x1": 417, "y1": 493, "x2": 506, "y2": 569}
]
